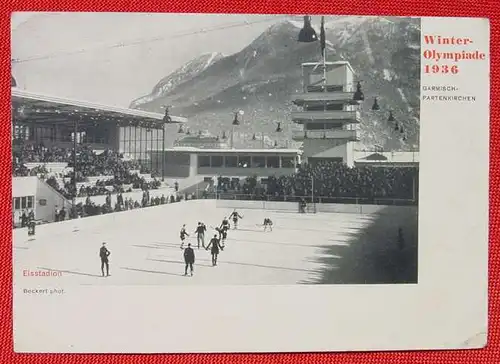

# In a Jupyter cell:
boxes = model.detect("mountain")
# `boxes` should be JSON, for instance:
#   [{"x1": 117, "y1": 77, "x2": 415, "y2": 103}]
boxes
[
  {"x1": 131, "y1": 16, "x2": 421, "y2": 151},
  {"x1": 130, "y1": 52, "x2": 224, "y2": 109}
]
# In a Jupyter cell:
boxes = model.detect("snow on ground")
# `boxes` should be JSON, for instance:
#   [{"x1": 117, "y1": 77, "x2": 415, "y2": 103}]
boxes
[
  {"x1": 13, "y1": 200, "x2": 417, "y2": 286},
  {"x1": 397, "y1": 87, "x2": 414, "y2": 112},
  {"x1": 383, "y1": 69, "x2": 392, "y2": 81},
  {"x1": 204, "y1": 52, "x2": 219, "y2": 70},
  {"x1": 361, "y1": 30, "x2": 375, "y2": 64}
]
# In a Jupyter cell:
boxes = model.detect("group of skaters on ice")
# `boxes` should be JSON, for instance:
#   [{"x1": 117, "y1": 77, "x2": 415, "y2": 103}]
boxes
[
  {"x1": 96, "y1": 210, "x2": 274, "y2": 278},
  {"x1": 179, "y1": 210, "x2": 273, "y2": 276},
  {"x1": 96, "y1": 211, "x2": 404, "y2": 278}
]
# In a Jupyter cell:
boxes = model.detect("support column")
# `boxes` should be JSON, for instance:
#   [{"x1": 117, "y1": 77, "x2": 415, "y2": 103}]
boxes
[
  {"x1": 72, "y1": 118, "x2": 78, "y2": 213},
  {"x1": 161, "y1": 124, "x2": 166, "y2": 181}
]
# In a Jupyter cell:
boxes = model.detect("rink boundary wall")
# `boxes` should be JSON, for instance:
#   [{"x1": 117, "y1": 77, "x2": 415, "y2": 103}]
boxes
[
  {"x1": 12, "y1": 199, "x2": 416, "y2": 243},
  {"x1": 214, "y1": 199, "x2": 417, "y2": 215}
]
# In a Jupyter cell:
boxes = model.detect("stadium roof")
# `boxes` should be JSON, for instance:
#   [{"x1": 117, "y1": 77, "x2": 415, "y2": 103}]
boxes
[
  {"x1": 160, "y1": 147, "x2": 302, "y2": 155},
  {"x1": 11, "y1": 88, "x2": 187, "y2": 129},
  {"x1": 354, "y1": 151, "x2": 419, "y2": 165}
]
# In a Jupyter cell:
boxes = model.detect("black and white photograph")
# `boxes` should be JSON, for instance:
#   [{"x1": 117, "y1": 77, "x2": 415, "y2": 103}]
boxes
[
  {"x1": 11, "y1": 12, "x2": 490, "y2": 354},
  {"x1": 12, "y1": 13, "x2": 420, "y2": 286}
]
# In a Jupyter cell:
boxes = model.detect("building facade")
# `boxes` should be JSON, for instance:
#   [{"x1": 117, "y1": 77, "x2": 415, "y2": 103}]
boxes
[
  {"x1": 151, "y1": 147, "x2": 301, "y2": 179},
  {"x1": 291, "y1": 61, "x2": 363, "y2": 167}
]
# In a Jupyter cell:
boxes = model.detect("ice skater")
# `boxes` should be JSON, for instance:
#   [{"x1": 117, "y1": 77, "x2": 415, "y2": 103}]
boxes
[
  {"x1": 180, "y1": 224, "x2": 189, "y2": 249},
  {"x1": 99, "y1": 242, "x2": 111, "y2": 277},
  {"x1": 229, "y1": 210, "x2": 243, "y2": 229},
  {"x1": 218, "y1": 221, "x2": 230, "y2": 247},
  {"x1": 206, "y1": 234, "x2": 223, "y2": 266},
  {"x1": 183, "y1": 243, "x2": 195, "y2": 276},
  {"x1": 214, "y1": 226, "x2": 225, "y2": 250},
  {"x1": 194, "y1": 222, "x2": 206, "y2": 249},
  {"x1": 263, "y1": 217, "x2": 273, "y2": 232},
  {"x1": 221, "y1": 217, "x2": 230, "y2": 231}
]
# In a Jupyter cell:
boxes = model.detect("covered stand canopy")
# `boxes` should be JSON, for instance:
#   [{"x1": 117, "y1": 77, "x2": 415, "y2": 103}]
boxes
[{"x1": 11, "y1": 89, "x2": 186, "y2": 129}]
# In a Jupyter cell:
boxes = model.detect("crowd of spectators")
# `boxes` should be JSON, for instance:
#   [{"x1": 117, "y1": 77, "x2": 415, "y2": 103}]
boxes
[
  {"x1": 12, "y1": 163, "x2": 48, "y2": 177},
  {"x1": 69, "y1": 146, "x2": 141, "y2": 181},
  {"x1": 13, "y1": 143, "x2": 70, "y2": 165},
  {"x1": 215, "y1": 161, "x2": 418, "y2": 204},
  {"x1": 13, "y1": 143, "x2": 163, "y2": 199},
  {"x1": 71, "y1": 190, "x2": 182, "y2": 219},
  {"x1": 12, "y1": 143, "x2": 191, "y2": 226}
]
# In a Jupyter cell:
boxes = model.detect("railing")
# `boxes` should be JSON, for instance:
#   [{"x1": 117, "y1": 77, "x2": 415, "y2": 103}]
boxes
[
  {"x1": 291, "y1": 110, "x2": 361, "y2": 122},
  {"x1": 200, "y1": 193, "x2": 417, "y2": 206},
  {"x1": 292, "y1": 129, "x2": 358, "y2": 141},
  {"x1": 292, "y1": 91, "x2": 357, "y2": 105},
  {"x1": 306, "y1": 85, "x2": 348, "y2": 93}
]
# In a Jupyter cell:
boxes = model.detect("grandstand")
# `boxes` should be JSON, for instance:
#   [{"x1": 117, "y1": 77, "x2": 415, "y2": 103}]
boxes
[{"x1": 12, "y1": 88, "x2": 186, "y2": 225}]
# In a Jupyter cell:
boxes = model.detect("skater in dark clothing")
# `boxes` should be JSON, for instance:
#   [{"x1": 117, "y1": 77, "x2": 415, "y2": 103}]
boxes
[
  {"x1": 194, "y1": 222, "x2": 206, "y2": 249},
  {"x1": 218, "y1": 225, "x2": 228, "y2": 247},
  {"x1": 229, "y1": 210, "x2": 243, "y2": 229},
  {"x1": 99, "y1": 242, "x2": 111, "y2": 277},
  {"x1": 183, "y1": 243, "x2": 195, "y2": 276},
  {"x1": 221, "y1": 217, "x2": 230, "y2": 231},
  {"x1": 206, "y1": 234, "x2": 223, "y2": 266},
  {"x1": 263, "y1": 218, "x2": 273, "y2": 232},
  {"x1": 219, "y1": 218, "x2": 230, "y2": 245},
  {"x1": 299, "y1": 199, "x2": 306, "y2": 213},
  {"x1": 21, "y1": 211, "x2": 27, "y2": 228},
  {"x1": 27, "y1": 217, "x2": 36, "y2": 236},
  {"x1": 214, "y1": 227, "x2": 225, "y2": 250},
  {"x1": 180, "y1": 224, "x2": 189, "y2": 249}
]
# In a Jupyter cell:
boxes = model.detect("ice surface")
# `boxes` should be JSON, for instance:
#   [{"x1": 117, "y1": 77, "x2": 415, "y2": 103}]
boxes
[{"x1": 13, "y1": 200, "x2": 417, "y2": 285}]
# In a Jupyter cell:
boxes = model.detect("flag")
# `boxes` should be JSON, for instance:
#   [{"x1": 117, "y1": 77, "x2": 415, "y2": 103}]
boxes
[{"x1": 320, "y1": 16, "x2": 326, "y2": 57}]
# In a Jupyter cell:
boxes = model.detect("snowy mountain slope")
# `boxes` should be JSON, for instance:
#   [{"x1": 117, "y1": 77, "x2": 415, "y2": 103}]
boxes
[
  {"x1": 132, "y1": 17, "x2": 421, "y2": 150},
  {"x1": 130, "y1": 52, "x2": 224, "y2": 109}
]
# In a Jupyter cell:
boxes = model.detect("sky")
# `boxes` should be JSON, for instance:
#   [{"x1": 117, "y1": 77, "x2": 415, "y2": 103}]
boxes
[{"x1": 11, "y1": 12, "x2": 291, "y2": 107}]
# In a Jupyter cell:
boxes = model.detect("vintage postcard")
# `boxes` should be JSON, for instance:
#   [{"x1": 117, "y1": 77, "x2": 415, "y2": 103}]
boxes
[{"x1": 11, "y1": 13, "x2": 489, "y2": 353}]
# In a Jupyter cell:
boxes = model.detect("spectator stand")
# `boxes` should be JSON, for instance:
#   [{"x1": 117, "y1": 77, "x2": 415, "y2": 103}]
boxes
[
  {"x1": 12, "y1": 89, "x2": 187, "y2": 223},
  {"x1": 203, "y1": 160, "x2": 419, "y2": 209}
]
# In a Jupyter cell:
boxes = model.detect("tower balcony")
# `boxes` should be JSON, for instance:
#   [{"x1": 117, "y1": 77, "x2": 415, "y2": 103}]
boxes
[
  {"x1": 291, "y1": 110, "x2": 361, "y2": 123},
  {"x1": 292, "y1": 129, "x2": 359, "y2": 141},
  {"x1": 292, "y1": 91, "x2": 361, "y2": 106}
]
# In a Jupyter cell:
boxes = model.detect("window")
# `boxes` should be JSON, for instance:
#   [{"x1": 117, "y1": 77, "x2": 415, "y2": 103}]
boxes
[
  {"x1": 324, "y1": 123, "x2": 343, "y2": 130},
  {"x1": 13, "y1": 196, "x2": 35, "y2": 211},
  {"x1": 325, "y1": 103, "x2": 343, "y2": 111},
  {"x1": 252, "y1": 156, "x2": 266, "y2": 168},
  {"x1": 211, "y1": 156, "x2": 223, "y2": 167},
  {"x1": 238, "y1": 156, "x2": 251, "y2": 168},
  {"x1": 267, "y1": 156, "x2": 279, "y2": 168},
  {"x1": 282, "y1": 156, "x2": 295, "y2": 168},
  {"x1": 305, "y1": 123, "x2": 325, "y2": 131},
  {"x1": 225, "y1": 156, "x2": 237, "y2": 168},
  {"x1": 198, "y1": 155, "x2": 211, "y2": 167}
]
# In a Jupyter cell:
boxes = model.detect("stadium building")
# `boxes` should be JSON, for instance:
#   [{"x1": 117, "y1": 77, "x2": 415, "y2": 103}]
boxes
[{"x1": 12, "y1": 86, "x2": 186, "y2": 225}]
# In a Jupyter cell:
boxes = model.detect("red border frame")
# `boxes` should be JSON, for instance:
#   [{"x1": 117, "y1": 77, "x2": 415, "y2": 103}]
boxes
[{"x1": 2, "y1": 1, "x2": 498, "y2": 362}]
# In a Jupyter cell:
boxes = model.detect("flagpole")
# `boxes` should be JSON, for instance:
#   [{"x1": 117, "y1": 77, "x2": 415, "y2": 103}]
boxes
[{"x1": 321, "y1": 16, "x2": 327, "y2": 94}]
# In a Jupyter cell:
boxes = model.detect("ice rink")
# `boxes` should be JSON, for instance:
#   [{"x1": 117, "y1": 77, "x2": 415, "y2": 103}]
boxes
[{"x1": 13, "y1": 200, "x2": 418, "y2": 285}]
